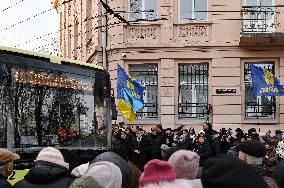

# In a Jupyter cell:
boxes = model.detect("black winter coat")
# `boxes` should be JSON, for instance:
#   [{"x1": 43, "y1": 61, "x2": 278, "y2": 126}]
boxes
[
  {"x1": 0, "y1": 175, "x2": 12, "y2": 188},
  {"x1": 147, "y1": 134, "x2": 162, "y2": 160},
  {"x1": 194, "y1": 142, "x2": 212, "y2": 166},
  {"x1": 131, "y1": 135, "x2": 148, "y2": 171},
  {"x1": 13, "y1": 161, "x2": 73, "y2": 188}
]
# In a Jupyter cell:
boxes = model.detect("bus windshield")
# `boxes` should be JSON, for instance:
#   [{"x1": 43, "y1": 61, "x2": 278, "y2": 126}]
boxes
[{"x1": 0, "y1": 52, "x2": 111, "y2": 150}]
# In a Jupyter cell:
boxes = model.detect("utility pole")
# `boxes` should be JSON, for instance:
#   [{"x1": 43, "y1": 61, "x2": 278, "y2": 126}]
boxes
[{"x1": 101, "y1": 0, "x2": 108, "y2": 70}]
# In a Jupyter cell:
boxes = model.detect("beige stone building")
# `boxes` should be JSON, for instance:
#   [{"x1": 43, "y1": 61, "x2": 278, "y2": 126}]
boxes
[{"x1": 53, "y1": 0, "x2": 284, "y2": 132}]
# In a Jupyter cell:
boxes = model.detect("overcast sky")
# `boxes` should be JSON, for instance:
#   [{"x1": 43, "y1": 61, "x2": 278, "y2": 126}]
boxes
[{"x1": 0, "y1": 0, "x2": 59, "y2": 52}]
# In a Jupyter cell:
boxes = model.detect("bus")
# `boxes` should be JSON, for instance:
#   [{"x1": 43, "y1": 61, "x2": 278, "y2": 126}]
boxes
[{"x1": 0, "y1": 46, "x2": 112, "y2": 168}]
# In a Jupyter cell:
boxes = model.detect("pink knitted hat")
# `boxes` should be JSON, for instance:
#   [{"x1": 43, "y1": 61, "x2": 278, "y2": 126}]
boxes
[
  {"x1": 139, "y1": 159, "x2": 176, "y2": 187},
  {"x1": 36, "y1": 147, "x2": 69, "y2": 169},
  {"x1": 168, "y1": 150, "x2": 199, "y2": 180}
]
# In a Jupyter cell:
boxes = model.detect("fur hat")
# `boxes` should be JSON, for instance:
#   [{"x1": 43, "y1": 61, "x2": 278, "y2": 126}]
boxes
[
  {"x1": 168, "y1": 150, "x2": 199, "y2": 180},
  {"x1": 69, "y1": 176, "x2": 103, "y2": 188},
  {"x1": 201, "y1": 154, "x2": 268, "y2": 188},
  {"x1": 139, "y1": 159, "x2": 176, "y2": 187},
  {"x1": 36, "y1": 147, "x2": 69, "y2": 169},
  {"x1": 84, "y1": 161, "x2": 122, "y2": 188},
  {"x1": 0, "y1": 148, "x2": 20, "y2": 165},
  {"x1": 237, "y1": 140, "x2": 266, "y2": 157}
]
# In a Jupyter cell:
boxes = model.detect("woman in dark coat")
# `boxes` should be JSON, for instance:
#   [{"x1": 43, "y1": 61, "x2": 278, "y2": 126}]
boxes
[
  {"x1": 131, "y1": 129, "x2": 148, "y2": 171},
  {"x1": 193, "y1": 135, "x2": 212, "y2": 166},
  {"x1": 14, "y1": 147, "x2": 73, "y2": 188}
]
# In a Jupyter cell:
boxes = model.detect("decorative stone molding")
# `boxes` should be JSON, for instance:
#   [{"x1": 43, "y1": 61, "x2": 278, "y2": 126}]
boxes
[
  {"x1": 124, "y1": 25, "x2": 161, "y2": 45},
  {"x1": 161, "y1": 78, "x2": 174, "y2": 87},
  {"x1": 161, "y1": 87, "x2": 174, "y2": 97},
  {"x1": 174, "y1": 23, "x2": 211, "y2": 44}
]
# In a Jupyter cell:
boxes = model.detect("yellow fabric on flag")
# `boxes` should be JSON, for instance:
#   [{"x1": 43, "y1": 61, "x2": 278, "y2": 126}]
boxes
[{"x1": 117, "y1": 99, "x2": 136, "y2": 123}]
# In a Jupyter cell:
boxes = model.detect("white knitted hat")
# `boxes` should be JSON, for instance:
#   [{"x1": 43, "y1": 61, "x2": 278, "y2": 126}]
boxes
[{"x1": 36, "y1": 147, "x2": 69, "y2": 169}]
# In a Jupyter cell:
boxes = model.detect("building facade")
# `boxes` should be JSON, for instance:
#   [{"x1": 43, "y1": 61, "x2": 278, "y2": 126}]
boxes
[{"x1": 53, "y1": 0, "x2": 284, "y2": 132}]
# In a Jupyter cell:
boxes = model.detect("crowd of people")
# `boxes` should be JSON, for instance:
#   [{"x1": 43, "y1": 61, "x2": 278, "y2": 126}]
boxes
[{"x1": 1, "y1": 122, "x2": 284, "y2": 188}]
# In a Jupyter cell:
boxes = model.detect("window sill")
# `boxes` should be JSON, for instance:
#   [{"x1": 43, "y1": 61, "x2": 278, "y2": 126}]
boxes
[
  {"x1": 177, "y1": 118, "x2": 206, "y2": 125},
  {"x1": 134, "y1": 119, "x2": 160, "y2": 125},
  {"x1": 127, "y1": 22, "x2": 161, "y2": 26},
  {"x1": 174, "y1": 21, "x2": 212, "y2": 25},
  {"x1": 243, "y1": 118, "x2": 277, "y2": 124}
]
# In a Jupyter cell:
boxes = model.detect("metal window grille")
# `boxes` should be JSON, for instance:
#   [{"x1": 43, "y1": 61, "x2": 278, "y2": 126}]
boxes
[
  {"x1": 129, "y1": 64, "x2": 158, "y2": 119},
  {"x1": 241, "y1": 6, "x2": 276, "y2": 34},
  {"x1": 244, "y1": 63, "x2": 276, "y2": 118},
  {"x1": 178, "y1": 64, "x2": 208, "y2": 119}
]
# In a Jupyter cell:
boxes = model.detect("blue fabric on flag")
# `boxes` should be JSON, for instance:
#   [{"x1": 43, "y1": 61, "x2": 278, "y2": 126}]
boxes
[
  {"x1": 117, "y1": 64, "x2": 144, "y2": 112},
  {"x1": 251, "y1": 64, "x2": 284, "y2": 96}
]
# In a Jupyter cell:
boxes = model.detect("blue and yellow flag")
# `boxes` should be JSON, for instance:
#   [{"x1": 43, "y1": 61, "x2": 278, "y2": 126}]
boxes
[
  {"x1": 251, "y1": 64, "x2": 284, "y2": 96},
  {"x1": 117, "y1": 64, "x2": 144, "y2": 123}
]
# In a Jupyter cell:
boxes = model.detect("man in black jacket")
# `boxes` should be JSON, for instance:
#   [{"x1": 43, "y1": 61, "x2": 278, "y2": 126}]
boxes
[{"x1": 0, "y1": 148, "x2": 20, "y2": 188}]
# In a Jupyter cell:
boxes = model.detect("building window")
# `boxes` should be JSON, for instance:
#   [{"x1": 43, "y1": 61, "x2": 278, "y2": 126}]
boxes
[
  {"x1": 129, "y1": 64, "x2": 158, "y2": 119},
  {"x1": 178, "y1": 64, "x2": 208, "y2": 119},
  {"x1": 129, "y1": 0, "x2": 157, "y2": 21},
  {"x1": 244, "y1": 63, "x2": 276, "y2": 119},
  {"x1": 242, "y1": 0, "x2": 274, "y2": 33},
  {"x1": 179, "y1": 0, "x2": 208, "y2": 21}
]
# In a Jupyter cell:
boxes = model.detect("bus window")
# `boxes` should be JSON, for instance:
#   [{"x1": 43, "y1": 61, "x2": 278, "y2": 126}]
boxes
[{"x1": 0, "y1": 51, "x2": 111, "y2": 150}]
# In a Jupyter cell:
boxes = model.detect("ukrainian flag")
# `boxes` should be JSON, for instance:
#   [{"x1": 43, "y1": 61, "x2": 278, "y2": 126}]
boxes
[{"x1": 117, "y1": 64, "x2": 144, "y2": 123}]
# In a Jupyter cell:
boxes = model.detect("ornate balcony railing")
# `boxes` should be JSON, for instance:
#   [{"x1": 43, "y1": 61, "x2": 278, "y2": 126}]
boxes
[{"x1": 241, "y1": 6, "x2": 279, "y2": 34}]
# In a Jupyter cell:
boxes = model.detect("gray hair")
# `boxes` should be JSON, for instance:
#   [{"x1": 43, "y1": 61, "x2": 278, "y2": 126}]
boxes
[{"x1": 240, "y1": 151, "x2": 263, "y2": 165}]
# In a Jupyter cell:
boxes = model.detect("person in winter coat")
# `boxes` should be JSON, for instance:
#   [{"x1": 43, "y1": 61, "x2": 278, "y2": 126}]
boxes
[
  {"x1": 202, "y1": 122, "x2": 213, "y2": 146},
  {"x1": 147, "y1": 128, "x2": 162, "y2": 160},
  {"x1": 92, "y1": 152, "x2": 132, "y2": 188},
  {"x1": 201, "y1": 154, "x2": 268, "y2": 188},
  {"x1": 272, "y1": 160, "x2": 284, "y2": 188},
  {"x1": 131, "y1": 129, "x2": 148, "y2": 171},
  {"x1": 211, "y1": 130, "x2": 222, "y2": 156},
  {"x1": 14, "y1": 147, "x2": 74, "y2": 188},
  {"x1": 193, "y1": 135, "x2": 211, "y2": 166},
  {"x1": 226, "y1": 137, "x2": 242, "y2": 159},
  {"x1": 261, "y1": 137, "x2": 278, "y2": 176},
  {"x1": 139, "y1": 159, "x2": 192, "y2": 188},
  {"x1": 0, "y1": 149, "x2": 20, "y2": 188},
  {"x1": 238, "y1": 140, "x2": 279, "y2": 188},
  {"x1": 235, "y1": 128, "x2": 245, "y2": 140},
  {"x1": 110, "y1": 145, "x2": 142, "y2": 188}
]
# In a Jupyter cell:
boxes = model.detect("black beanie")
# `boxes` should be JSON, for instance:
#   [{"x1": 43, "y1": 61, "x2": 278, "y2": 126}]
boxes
[
  {"x1": 237, "y1": 140, "x2": 266, "y2": 157},
  {"x1": 201, "y1": 154, "x2": 268, "y2": 188}
]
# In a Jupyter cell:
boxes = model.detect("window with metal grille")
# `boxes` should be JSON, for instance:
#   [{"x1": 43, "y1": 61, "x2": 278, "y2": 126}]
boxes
[
  {"x1": 129, "y1": 64, "x2": 158, "y2": 119},
  {"x1": 178, "y1": 64, "x2": 208, "y2": 119},
  {"x1": 244, "y1": 63, "x2": 276, "y2": 119}
]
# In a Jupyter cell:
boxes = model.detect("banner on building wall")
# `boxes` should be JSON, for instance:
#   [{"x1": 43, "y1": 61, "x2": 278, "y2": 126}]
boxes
[
  {"x1": 251, "y1": 64, "x2": 284, "y2": 96},
  {"x1": 117, "y1": 64, "x2": 144, "y2": 123}
]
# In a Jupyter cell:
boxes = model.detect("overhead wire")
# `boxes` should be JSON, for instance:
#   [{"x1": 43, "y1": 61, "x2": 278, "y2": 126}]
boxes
[
  {"x1": 0, "y1": 0, "x2": 76, "y2": 32},
  {"x1": 0, "y1": 0, "x2": 25, "y2": 13}
]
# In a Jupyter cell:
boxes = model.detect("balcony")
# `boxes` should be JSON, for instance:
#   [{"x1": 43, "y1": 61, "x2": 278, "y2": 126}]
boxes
[{"x1": 240, "y1": 6, "x2": 284, "y2": 46}]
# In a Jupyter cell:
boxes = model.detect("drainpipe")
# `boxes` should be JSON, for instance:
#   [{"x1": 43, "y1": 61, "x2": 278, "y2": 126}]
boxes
[{"x1": 101, "y1": 0, "x2": 108, "y2": 70}]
